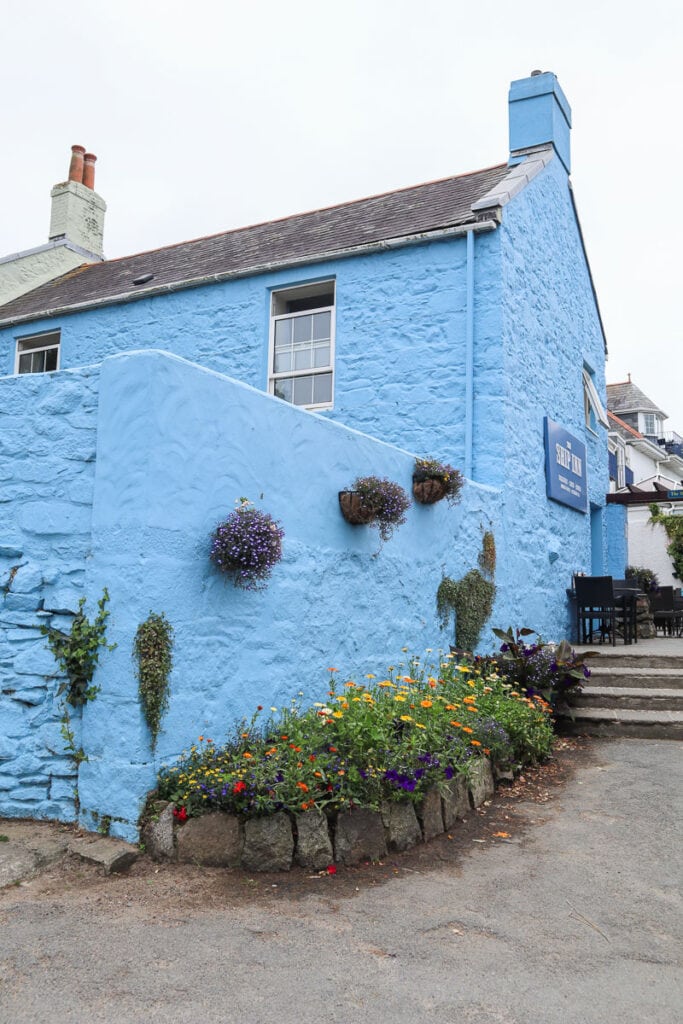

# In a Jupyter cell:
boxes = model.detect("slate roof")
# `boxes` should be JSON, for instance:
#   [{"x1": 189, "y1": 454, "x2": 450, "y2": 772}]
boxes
[
  {"x1": 607, "y1": 410, "x2": 644, "y2": 441},
  {"x1": 607, "y1": 380, "x2": 666, "y2": 418},
  {"x1": 0, "y1": 163, "x2": 510, "y2": 325}
]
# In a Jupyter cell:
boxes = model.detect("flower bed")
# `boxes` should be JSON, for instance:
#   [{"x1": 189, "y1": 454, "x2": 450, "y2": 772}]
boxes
[{"x1": 148, "y1": 645, "x2": 564, "y2": 869}]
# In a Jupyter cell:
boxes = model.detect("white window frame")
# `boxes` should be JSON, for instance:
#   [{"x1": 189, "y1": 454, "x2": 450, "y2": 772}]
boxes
[
  {"x1": 641, "y1": 412, "x2": 659, "y2": 436},
  {"x1": 582, "y1": 367, "x2": 608, "y2": 431},
  {"x1": 268, "y1": 282, "x2": 335, "y2": 411},
  {"x1": 15, "y1": 330, "x2": 61, "y2": 375}
]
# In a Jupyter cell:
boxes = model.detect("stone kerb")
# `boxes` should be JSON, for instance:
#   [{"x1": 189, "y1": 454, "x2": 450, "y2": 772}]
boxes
[{"x1": 145, "y1": 756, "x2": 499, "y2": 872}]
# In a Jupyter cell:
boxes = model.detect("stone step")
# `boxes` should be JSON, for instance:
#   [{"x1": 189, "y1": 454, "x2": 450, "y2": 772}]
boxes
[
  {"x1": 558, "y1": 706, "x2": 683, "y2": 741},
  {"x1": 586, "y1": 667, "x2": 683, "y2": 690},
  {"x1": 574, "y1": 686, "x2": 683, "y2": 711},
  {"x1": 583, "y1": 654, "x2": 683, "y2": 670}
]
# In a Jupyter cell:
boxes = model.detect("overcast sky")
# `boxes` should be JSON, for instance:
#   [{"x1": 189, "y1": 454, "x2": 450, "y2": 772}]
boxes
[{"x1": 2, "y1": 0, "x2": 681, "y2": 427}]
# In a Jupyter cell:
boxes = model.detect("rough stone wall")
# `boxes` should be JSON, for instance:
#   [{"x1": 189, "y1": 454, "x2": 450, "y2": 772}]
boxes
[
  {"x1": 606, "y1": 504, "x2": 627, "y2": 579},
  {"x1": 1, "y1": 237, "x2": 473, "y2": 469},
  {"x1": 0, "y1": 366, "x2": 99, "y2": 822},
  {"x1": 497, "y1": 156, "x2": 610, "y2": 638}
]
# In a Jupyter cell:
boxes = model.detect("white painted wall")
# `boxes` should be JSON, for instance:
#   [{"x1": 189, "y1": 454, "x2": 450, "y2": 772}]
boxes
[
  {"x1": 627, "y1": 503, "x2": 681, "y2": 586},
  {"x1": 0, "y1": 243, "x2": 87, "y2": 305}
]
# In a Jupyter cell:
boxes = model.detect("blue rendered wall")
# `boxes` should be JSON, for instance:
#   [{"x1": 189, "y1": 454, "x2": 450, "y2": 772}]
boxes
[
  {"x1": 0, "y1": 236, "x2": 477, "y2": 472},
  {"x1": 0, "y1": 366, "x2": 99, "y2": 822},
  {"x1": 495, "y1": 155, "x2": 609, "y2": 639},
  {"x1": 75, "y1": 350, "x2": 503, "y2": 840},
  {"x1": 605, "y1": 503, "x2": 627, "y2": 579}
]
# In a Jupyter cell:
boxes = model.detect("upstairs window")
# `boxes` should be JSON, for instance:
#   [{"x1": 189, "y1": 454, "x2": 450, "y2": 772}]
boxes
[
  {"x1": 16, "y1": 331, "x2": 60, "y2": 374},
  {"x1": 269, "y1": 282, "x2": 335, "y2": 409},
  {"x1": 641, "y1": 413, "x2": 659, "y2": 436},
  {"x1": 582, "y1": 367, "x2": 608, "y2": 432}
]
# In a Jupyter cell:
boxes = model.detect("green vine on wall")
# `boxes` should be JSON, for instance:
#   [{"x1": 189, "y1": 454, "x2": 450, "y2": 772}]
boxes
[
  {"x1": 436, "y1": 530, "x2": 497, "y2": 651},
  {"x1": 133, "y1": 612, "x2": 174, "y2": 750},
  {"x1": 41, "y1": 589, "x2": 115, "y2": 809},
  {"x1": 41, "y1": 589, "x2": 115, "y2": 708},
  {"x1": 649, "y1": 503, "x2": 683, "y2": 580}
]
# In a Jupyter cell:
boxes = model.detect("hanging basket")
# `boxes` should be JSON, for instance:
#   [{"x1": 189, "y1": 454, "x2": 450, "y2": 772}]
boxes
[
  {"x1": 338, "y1": 491, "x2": 375, "y2": 525},
  {"x1": 412, "y1": 477, "x2": 448, "y2": 505}
]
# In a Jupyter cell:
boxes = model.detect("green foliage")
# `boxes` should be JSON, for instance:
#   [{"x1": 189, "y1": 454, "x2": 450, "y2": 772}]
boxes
[
  {"x1": 487, "y1": 627, "x2": 595, "y2": 706},
  {"x1": 41, "y1": 589, "x2": 115, "y2": 707},
  {"x1": 478, "y1": 530, "x2": 497, "y2": 579},
  {"x1": 156, "y1": 649, "x2": 554, "y2": 819},
  {"x1": 625, "y1": 565, "x2": 659, "y2": 593},
  {"x1": 649, "y1": 504, "x2": 683, "y2": 580},
  {"x1": 437, "y1": 532, "x2": 497, "y2": 651},
  {"x1": 134, "y1": 612, "x2": 175, "y2": 750}
]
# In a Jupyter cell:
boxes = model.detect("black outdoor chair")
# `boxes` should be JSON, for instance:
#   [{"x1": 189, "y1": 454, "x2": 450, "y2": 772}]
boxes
[
  {"x1": 650, "y1": 587, "x2": 683, "y2": 637},
  {"x1": 575, "y1": 576, "x2": 618, "y2": 646}
]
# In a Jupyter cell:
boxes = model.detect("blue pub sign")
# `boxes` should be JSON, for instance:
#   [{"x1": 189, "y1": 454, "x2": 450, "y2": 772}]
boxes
[{"x1": 544, "y1": 417, "x2": 587, "y2": 512}]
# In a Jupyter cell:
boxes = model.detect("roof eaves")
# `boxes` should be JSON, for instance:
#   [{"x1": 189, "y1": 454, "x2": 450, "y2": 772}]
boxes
[{"x1": 0, "y1": 216, "x2": 501, "y2": 329}]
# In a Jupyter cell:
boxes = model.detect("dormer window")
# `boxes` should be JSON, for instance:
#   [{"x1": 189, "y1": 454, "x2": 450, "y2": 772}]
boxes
[
  {"x1": 15, "y1": 331, "x2": 61, "y2": 374},
  {"x1": 641, "y1": 413, "x2": 659, "y2": 436}
]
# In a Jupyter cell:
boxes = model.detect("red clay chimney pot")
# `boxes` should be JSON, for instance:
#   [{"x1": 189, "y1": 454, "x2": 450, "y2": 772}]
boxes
[
  {"x1": 68, "y1": 145, "x2": 86, "y2": 184},
  {"x1": 82, "y1": 152, "x2": 97, "y2": 190}
]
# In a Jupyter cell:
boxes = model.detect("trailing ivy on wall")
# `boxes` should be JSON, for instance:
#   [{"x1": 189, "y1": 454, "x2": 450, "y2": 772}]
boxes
[
  {"x1": 649, "y1": 503, "x2": 683, "y2": 580},
  {"x1": 436, "y1": 530, "x2": 497, "y2": 651},
  {"x1": 41, "y1": 588, "x2": 116, "y2": 809},
  {"x1": 134, "y1": 612, "x2": 175, "y2": 751},
  {"x1": 41, "y1": 589, "x2": 115, "y2": 708}
]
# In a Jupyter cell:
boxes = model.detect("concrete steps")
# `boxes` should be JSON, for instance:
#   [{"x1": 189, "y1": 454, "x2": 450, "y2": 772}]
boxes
[{"x1": 558, "y1": 651, "x2": 683, "y2": 740}]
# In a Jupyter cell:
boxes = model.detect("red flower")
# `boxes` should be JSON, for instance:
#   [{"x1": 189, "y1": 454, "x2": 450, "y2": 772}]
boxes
[
  {"x1": 173, "y1": 806, "x2": 188, "y2": 823},
  {"x1": 327, "y1": 865, "x2": 337, "y2": 875},
  {"x1": 233, "y1": 780, "x2": 247, "y2": 794}
]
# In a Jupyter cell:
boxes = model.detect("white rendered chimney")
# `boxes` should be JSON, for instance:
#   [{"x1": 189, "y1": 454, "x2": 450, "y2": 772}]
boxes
[{"x1": 48, "y1": 144, "x2": 106, "y2": 258}]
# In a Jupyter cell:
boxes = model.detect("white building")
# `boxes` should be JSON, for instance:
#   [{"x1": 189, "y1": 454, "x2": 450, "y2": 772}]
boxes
[{"x1": 607, "y1": 378, "x2": 683, "y2": 585}]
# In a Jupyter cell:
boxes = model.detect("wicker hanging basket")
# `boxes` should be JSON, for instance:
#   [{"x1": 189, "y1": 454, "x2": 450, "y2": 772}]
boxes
[
  {"x1": 412, "y1": 477, "x2": 448, "y2": 505},
  {"x1": 338, "y1": 491, "x2": 375, "y2": 525}
]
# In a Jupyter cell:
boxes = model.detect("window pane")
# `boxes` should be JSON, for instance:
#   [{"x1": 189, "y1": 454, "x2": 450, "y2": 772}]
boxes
[
  {"x1": 294, "y1": 345, "x2": 313, "y2": 371},
  {"x1": 274, "y1": 378, "x2": 293, "y2": 403},
  {"x1": 45, "y1": 348, "x2": 58, "y2": 371},
  {"x1": 312, "y1": 311, "x2": 331, "y2": 341},
  {"x1": 313, "y1": 342, "x2": 331, "y2": 368},
  {"x1": 274, "y1": 319, "x2": 292, "y2": 346},
  {"x1": 313, "y1": 373, "x2": 333, "y2": 405},
  {"x1": 274, "y1": 351, "x2": 292, "y2": 373},
  {"x1": 18, "y1": 353, "x2": 32, "y2": 374},
  {"x1": 292, "y1": 376, "x2": 314, "y2": 406},
  {"x1": 32, "y1": 351, "x2": 46, "y2": 373},
  {"x1": 292, "y1": 315, "x2": 312, "y2": 344}
]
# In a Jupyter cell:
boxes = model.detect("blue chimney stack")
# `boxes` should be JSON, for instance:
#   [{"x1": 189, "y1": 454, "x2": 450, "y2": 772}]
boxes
[{"x1": 508, "y1": 71, "x2": 572, "y2": 174}]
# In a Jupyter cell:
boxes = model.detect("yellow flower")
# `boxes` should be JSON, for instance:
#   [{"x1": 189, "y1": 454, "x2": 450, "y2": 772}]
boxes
[
  {"x1": 394, "y1": 694, "x2": 407, "y2": 702},
  {"x1": 458, "y1": 666, "x2": 471, "y2": 673},
  {"x1": 365, "y1": 673, "x2": 376, "y2": 679},
  {"x1": 378, "y1": 680, "x2": 394, "y2": 688},
  {"x1": 414, "y1": 723, "x2": 426, "y2": 730},
  {"x1": 399, "y1": 714, "x2": 413, "y2": 722},
  {"x1": 332, "y1": 711, "x2": 343, "y2": 719}
]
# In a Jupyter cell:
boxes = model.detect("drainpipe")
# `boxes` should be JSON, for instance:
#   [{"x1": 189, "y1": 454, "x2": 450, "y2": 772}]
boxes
[{"x1": 464, "y1": 228, "x2": 475, "y2": 480}]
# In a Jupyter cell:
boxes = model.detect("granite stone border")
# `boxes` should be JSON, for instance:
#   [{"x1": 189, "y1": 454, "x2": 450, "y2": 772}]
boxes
[{"x1": 145, "y1": 756, "x2": 509, "y2": 871}]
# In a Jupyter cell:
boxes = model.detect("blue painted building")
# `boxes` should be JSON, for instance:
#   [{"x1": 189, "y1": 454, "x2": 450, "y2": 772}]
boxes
[{"x1": 0, "y1": 73, "x2": 617, "y2": 838}]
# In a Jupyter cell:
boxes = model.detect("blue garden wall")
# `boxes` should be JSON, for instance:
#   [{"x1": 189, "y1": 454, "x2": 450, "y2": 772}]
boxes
[
  {"x1": 0, "y1": 366, "x2": 99, "y2": 823},
  {"x1": 1, "y1": 351, "x2": 505, "y2": 840}
]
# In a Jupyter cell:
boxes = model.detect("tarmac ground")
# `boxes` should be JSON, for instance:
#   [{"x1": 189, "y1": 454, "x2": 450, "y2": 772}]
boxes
[{"x1": 0, "y1": 736, "x2": 680, "y2": 1024}]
